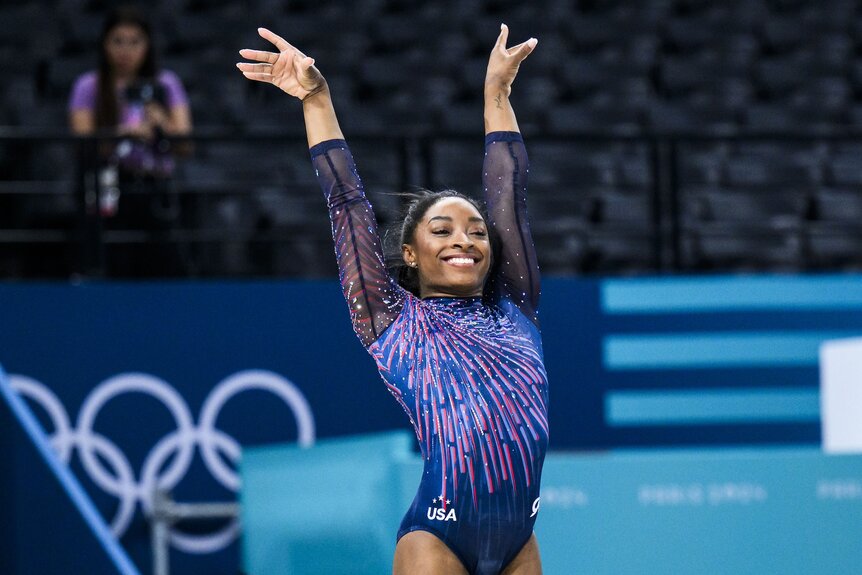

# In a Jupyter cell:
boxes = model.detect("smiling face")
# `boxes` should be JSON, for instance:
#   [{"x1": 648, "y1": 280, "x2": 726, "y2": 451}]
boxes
[{"x1": 402, "y1": 197, "x2": 492, "y2": 299}]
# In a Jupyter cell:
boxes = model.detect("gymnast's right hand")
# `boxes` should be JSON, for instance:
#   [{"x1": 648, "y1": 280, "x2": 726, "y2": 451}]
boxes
[{"x1": 236, "y1": 28, "x2": 326, "y2": 100}]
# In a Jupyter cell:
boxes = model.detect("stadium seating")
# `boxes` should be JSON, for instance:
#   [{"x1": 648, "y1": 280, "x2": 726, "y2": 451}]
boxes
[{"x1": 3, "y1": 0, "x2": 862, "y2": 277}]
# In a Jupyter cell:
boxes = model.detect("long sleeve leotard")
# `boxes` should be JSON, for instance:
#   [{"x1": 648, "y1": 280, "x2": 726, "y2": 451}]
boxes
[{"x1": 311, "y1": 132, "x2": 549, "y2": 575}]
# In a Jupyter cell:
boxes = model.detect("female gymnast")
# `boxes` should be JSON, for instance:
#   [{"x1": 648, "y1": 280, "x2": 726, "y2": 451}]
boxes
[{"x1": 238, "y1": 24, "x2": 548, "y2": 575}]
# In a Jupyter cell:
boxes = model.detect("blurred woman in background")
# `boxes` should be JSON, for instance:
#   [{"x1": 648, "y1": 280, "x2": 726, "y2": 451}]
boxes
[{"x1": 68, "y1": 5, "x2": 192, "y2": 276}]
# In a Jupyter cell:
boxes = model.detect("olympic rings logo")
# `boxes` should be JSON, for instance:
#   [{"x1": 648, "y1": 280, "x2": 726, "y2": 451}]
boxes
[{"x1": 9, "y1": 369, "x2": 315, "y2": 554}]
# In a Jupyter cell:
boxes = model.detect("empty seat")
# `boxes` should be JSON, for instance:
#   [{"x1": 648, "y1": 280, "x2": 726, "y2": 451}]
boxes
[
  {"x1": 0, "y1": 6, "x2": 35, "y2": 42},
  {"x1": 678, "y1": 146, "x2": 726, "y2": 184},
  {"x1": 647, "y1": 102, "x2": 738, "y2": 133},
  {"x1": 806, "y1": 225, "x2": 862, "y2": 269},
  {"x1": 593, "y1": 190, "x2": 653, "y2": 224},
  {"x1": 682, "y1": 186, "x2": 809, "y2": 224},
  {"x1": 421, "y1": 31, "x2": 471, "y2": 72},
  {"x1": 357, "y1": 55, "x2": 415, "y2": 94},
  {"x1": 368, "y1": 14, "x2": 443, "y2": 53},
  {"x1": 659, "y1": 56, "x2": 748, "y2": 96},
  {"x1": 682, "y1": 225, "x2": 804, "y2": 271},
  {"x1": 624, "y1": 34, "x2": 661, "y2": 70},
  {"x1": 528, "y1": 220, "x2": 588, "y2": 276},
  {"x1": 584, "y1": 229, "x2": 657, "y2": 274},
  {"x1": 344, "y1": 139, "x2": 401, "y2": 185},
  {"x1": 689, "y1": 76, "x2": 753, "y2": 112},
  {"x1": 829, "y1": 154, "x2": 862, "y2": 186},
  {"x1": 848, "y1": 61, "x2": 862, "y2": 92},
  {"x1": 742, "y1": 104, "x2": 795, "y2": 131},
  {"x1": 546, "y1": 104, "x2": 641, "y2": 135},
  {"x1": 723, "y1": 153, "x2": 816, "y2": 186},
  {"x1": 242, "y1": 103, "x2": 307, "y2": 135},
  {"x1": 761, "y1": 15, "x2": 809, "y2": 52},
  {"x1": 252, "y1": 185, "x2": 320, "y2": 226},
  {"x1": 711, "y1": 33, "x2": 759, "y2": 68},
  {"x1": 589, "y1": 77, "x2": 654, "y2": 113},
  {"x1": 664, "y1": 17, "x2": 740, "y2": 51},
  {"x1": 520, "y1": 76, "x2": 562, "y2": 111},
  {"x1": 756, "y1": 54, "x2": 814, "y2": 97},
  {"x1": 430, "y1": 140, "x2": 481, "y2": 189},
  {"x1": 455, "y1": 57, "x2": 491, "y2": 95},
  {"x1": 528, "y1": 189, "x2": 595, "y2": 226},
  {"x1": 566, "y1": 13, "x2": 654, "y2": 51},
  {"x1": 804, "y1": 34, "x2": 853, "y2": 72},
  {"x1": 2, "y1": 74, "x2": 38, "y2": 124},
  {"x1": 45, "y1": 54, "x2": 94, "y2": 99},
  {"x1": 311, "y1": 32, "x2": 371, "y2": 73},
  {"x1": 560, "y1": 55, "x2": 643, "y2": 98},
  {"x1": 165, "y1": 10, "x2": 248, "y2": 52},
  {"x1": 438, "y1": 104, "x2": 483, "y2": 136},
  {"x1": 175, "y1": 159, "x2": 240, "y2": 191},
  {"x1": 529, "y1": 143, "x2": 614, "y2": 188},
  {"x1": 20, "y1": 101, "x2": 68, "y2": 129},
  {"x1": 813, "y1": 189, "x2": 862, "y2": 222},
  {"x1": 787, "y1": 77, "x2": 851, "y2": 117},
  {"x1": 59, "y1": 11, "x2": 103, "y2": 53}
]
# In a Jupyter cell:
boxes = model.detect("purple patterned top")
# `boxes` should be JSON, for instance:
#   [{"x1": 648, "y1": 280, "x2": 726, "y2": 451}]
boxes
[{"x1": 69, "y1": 70, "x2": 188, "y2": 175}]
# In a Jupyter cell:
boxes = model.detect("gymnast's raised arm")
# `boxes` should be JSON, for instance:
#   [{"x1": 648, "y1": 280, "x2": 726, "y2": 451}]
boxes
[
  {"x1": 481, "y1": 24, "x2": 541, "y2": 325},
  {"x1": 237, "y1": 28, "x2": 403, "y2": 346}
]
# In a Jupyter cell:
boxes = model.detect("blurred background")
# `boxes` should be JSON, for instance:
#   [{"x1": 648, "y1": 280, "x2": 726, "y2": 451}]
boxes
[
  {"x1": 3, "y1": 0, "x2": 862, "y2": 277},
  {"x1": 2, "y1": 0, "x2": 862, "y2": 574}
]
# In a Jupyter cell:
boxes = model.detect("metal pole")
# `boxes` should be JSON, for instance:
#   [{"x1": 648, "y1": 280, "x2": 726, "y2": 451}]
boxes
[
  {"x1": 149, "y1": 489, "x2": 240, "y2": 575},
  {"x1": 151, "y1": 490, "x2": 171, "y2": 575}
]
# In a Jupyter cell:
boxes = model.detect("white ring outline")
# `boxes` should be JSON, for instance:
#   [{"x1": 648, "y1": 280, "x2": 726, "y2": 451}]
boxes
[
  {"x1": 76, "y1": 373, "x2": 196, "y2": 498},
  {"x1": 87, "y1": 432, "x2": 139, "y2": 535},
  {"x1": 10, "y1": 375, "x2": 74, "y2": 462},
  {"x1": 9, "y1": 370, "x2": 316, "y2": 554},
  {"x1": 198, "y1": 369, "x2": 315, "y2": 491}
]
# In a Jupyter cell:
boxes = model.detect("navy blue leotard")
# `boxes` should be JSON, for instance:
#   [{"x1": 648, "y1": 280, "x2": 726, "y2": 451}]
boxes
[{"x1": 311, "y1": 131, "x2": 549, "y2": 575}]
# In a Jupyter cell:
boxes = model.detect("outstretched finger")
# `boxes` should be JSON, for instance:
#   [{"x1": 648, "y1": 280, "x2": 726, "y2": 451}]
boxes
[
  {"x1": 508, "y1": 37, "x2": 538, "y2": 61},
  {"x1": 239, "y1": 48, "x2": 277, "y2": 64},
  {"x1": 495, "y1": 23, "x2": 509, "y2": 51},
  {"x1": 241, "y1": 71, "x2": 274, "y2": 84},
  {"x1": 258, "y1": 27, "x2": 303, "y2": 56},
  {"x1": 236, "y1": 62, "x2": 271, "y2": 73}
]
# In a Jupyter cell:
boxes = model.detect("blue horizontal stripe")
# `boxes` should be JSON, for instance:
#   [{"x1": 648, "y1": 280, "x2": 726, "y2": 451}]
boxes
[
  {"x1": 606, "y1": 388, "x2": 820, "y2": 426},
  {"x1": 602, "y1": 275, "x2": 862, "y2": 314},
  {"x1": 604, "y1": 331, "x2": 862, "y2": 370}
]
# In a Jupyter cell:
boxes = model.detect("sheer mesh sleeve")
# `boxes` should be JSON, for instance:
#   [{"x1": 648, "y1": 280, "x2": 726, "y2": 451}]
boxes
[
  {"x1": 482, "y1": 131, "x2": 541, "y2": 326},
  {"x1": 310, "y1": 139, "x2": 405, "y2": 347}
]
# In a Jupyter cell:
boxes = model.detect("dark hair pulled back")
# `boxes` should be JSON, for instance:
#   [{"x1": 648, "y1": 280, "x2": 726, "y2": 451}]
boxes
[{"x1": 383, "y1": 189, "x2": 499, "y2": 298}]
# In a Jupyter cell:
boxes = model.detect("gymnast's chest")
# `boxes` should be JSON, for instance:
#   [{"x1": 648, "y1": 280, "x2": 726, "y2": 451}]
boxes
[{"x1": 375, "y1": 309, "x2": 545, "y2": 396}]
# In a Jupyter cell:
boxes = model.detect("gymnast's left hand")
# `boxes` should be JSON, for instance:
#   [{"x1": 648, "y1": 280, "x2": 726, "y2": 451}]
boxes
[{"x1": 485, "y1": 23, "x2": 537, "y2": 94}]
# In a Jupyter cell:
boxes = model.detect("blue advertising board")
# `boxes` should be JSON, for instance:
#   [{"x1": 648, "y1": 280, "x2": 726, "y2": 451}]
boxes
[
  {"x1": 242, "y1": 432, "x2": 862, "y2": 575},
  {"x1": 1, "y1": 274, "x2": 861, "y2": 573}
]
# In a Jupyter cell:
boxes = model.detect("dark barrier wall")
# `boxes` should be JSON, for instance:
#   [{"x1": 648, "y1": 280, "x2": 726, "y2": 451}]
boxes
[{"x1": 2, "y1": 275, "x2": 861, "y2": 573}]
